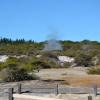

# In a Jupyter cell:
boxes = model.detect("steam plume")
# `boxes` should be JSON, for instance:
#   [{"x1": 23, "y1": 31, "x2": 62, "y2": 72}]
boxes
[{"x1": 43, "y1": 33, "x2": 62, "y2": 51}]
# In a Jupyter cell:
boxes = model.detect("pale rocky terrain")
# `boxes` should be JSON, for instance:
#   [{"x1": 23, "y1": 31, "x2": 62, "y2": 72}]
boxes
[
  {"x1": 35, "y1": 67, "x2": 87, "y2": 80},
  {"x1": 35, "y1": 67, "x2": 100, "y2": 86},
  {"x1": 4, "y1": 93, "x2": 100, "y2": 100},
  {"x1": 1, "y1": 67, "x2": 100, "y2": 100}
]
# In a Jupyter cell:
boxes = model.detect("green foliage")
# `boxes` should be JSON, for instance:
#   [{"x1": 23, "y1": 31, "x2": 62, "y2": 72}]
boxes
[
  {"x1": 42, "y1": 52, "x2": 58, "y2": 59},
  {"x1": 18, "y1": 63, "x2": 33, "y2": 72},
  {"x1": 0, "y1": 38, "x2": 43, "y2": 55},
  {"x1": 63, "y1": 50, "x2": 77, "y2": 57},
  {"x1": 0, "y1": 57, "x2": 40, "y2": 82},
  {"x1": 0, "y1": 38, "x2": 100, "y2": 58},
  {"x1": 1, "y1": 38, "x2": 100, "y2": 68},
  {"x1": 0, "y1": 57, "x2": 19, "y2": 71},
  {"x1": 75, "y1": 53, "x2": 92, "y2": 67},
  {"x1": 63, "y1": 62, "x2": 72, "y2": 68},
  {"x1": 0, "y1": 67, "x2": 34, "y2": 82},
  {"x1": 87, "y1": 66, "x2": 100, "y2": 74},
  {"x1": 31, "y1": 60, "x2": 51, "y2": 69},
  {"x1": 0, "y1": 63, "x2": 6, "y2": 71}
]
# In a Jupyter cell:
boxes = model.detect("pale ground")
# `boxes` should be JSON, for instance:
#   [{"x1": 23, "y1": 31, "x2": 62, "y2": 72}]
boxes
[
  {"x1": 35, "y1": 67, "x2": 100, "y2": 86},
  {"x1": 35, "y1": 67, "x2": 87, "y2": 80},
  {"x1": 7, "y1": 94, "x2": 100, "y2": 100},
  {"x1": 1, "y1": 67, "x2": 100, "y2": 100}
]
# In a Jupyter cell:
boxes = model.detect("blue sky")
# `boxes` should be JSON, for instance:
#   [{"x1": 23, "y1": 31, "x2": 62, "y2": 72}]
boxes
[{"x1": 0, "y1": 0, "x2": 100, "y2": 42}]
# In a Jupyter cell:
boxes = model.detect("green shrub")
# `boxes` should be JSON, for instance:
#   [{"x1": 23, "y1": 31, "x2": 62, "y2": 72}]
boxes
[
  {"x1": 0, "y1": 57, "x2": 19, "y2": 71},
  {"x1": 20, "y1": 63, "x2": 33, "y2": 72},
  {"x1": 31, "y1": 60, "x2": 51, "y2": 69},
  {"x1": 0, "y1": 57, "x2": 39, "y2": 82},
  {"x1": 87, "y1": 66, "x2": 100, "y2": 74},
  {"x1": 42, "y1": 52, "x2": 58, "y2": 60},
  {"x1": 0, "y1": 63, "x2": 6, "y2": 71},
  {"x1": 0, "y1": 66, "x2": 35, "y2": 82},
  {"x1": 63, "y1": 62, "x2": 72, "y2": 68},
  {"x1": 75, "y1": 53, "x2": 92, "y2": 67}
]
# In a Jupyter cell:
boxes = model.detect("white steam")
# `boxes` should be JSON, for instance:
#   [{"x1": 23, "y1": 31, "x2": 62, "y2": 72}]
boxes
[{"x1": 43, "y1": 33, "x2": 62, "y2": 51}]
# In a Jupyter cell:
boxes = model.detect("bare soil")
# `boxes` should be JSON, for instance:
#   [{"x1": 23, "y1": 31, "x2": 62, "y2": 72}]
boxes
[{"x1": 35, "y1": 67, "x2": 100, "y2": 87}]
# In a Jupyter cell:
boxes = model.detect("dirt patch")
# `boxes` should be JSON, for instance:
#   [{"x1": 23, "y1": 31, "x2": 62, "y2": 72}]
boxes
[
  {"x1": 62, "y1": 75, "x2": 100, "y2": 87},
  {"x1": 35, "y1": 68, "x2": 100, "y2": 87},
  {"x1": 35, "y1": 67, "x2": 87, "y2": 80}
]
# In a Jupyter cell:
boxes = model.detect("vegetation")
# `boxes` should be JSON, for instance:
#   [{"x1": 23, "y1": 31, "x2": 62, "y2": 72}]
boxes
[
  {"x1": 0, "y1": 38, "x2": 43, "y2": 55},
  {"x1": 0, "y1": 38, "x2": 100, "y2": 81},
  {"x1": 0, "y1": 57, "x2": 39, "y2": 82},
  {"x1": 0, "y1": 38, "x2": 100, "y2": 57},
  {"x1": 75, "y1": 53, "x2": 93, "y2": 67},
  {"x1": 0, "y1": 66, "x2": 34, "y2": 82},
  {"x1": 87, "y1": 66, "x2": 100, "y2": 75}
]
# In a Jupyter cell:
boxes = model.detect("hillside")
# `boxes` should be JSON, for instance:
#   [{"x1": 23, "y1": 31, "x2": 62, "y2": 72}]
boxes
[
  {"x1": 1, "y1": 38, "x2": 100, "y2": 66},
  {"x1": 0, "y1": 38, "x2": 100, "y2": 82},
  {"x1": 0, "y1": 38, "x2": 100, "y2": 56}
]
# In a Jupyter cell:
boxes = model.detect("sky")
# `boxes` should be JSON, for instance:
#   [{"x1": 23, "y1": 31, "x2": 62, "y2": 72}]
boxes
[{"x1": 0, "y1": 0, "x2": 100, "y2": 42}]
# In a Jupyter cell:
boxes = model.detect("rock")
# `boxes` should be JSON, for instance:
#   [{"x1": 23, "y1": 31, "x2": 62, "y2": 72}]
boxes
[
  {"x1": 36, "y1": 55, "x2": 42, "y2": 58},
  {"x1": 0, "y1": 55, "x2": 8, "y2": 62},
  {"x1": 58, "y1": 56, "x2": 75, "y2": 63}
]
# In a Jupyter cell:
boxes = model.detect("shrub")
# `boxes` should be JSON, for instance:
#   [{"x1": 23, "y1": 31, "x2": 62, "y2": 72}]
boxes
[
  {"x1": 87, "y1": 66, "x2": 100, "y2": 75},
  {"x1": 0, "y1": 63, "x2": 6, "y2": 71},
  {"x1": 63, "y1": 62, "x2": 72, "y2": 68},
  {"x1": 75, "y1": 53, "x2": 92, "y2": 67},
  {"x1": 42, "y1": 52, "x2": 58, "y2": 60},
  {"x1": 20, "y1": 63, "x2": 34, "y2": 72},
  {"x1": 31, "y1": 60, "x2": 51, "y2": 69},
  {"x1": 0, "y1": 57, "x2": 19, "y2": 71},
  {"x1": 0, "y1": 62, "x2": 39, "y2": 82},
  {"x1": 0, "y1": 66, "x2": 34, "y2": 82}
]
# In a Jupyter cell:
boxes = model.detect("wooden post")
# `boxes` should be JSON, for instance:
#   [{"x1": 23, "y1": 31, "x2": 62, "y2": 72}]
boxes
[
  {"x1": 93, "y1": 85, "x2": 97, "y2": 96},
  {"x1": 8, "y1": 88, "x2": 13, "y2": 100},
  {"x1": 18, "y1": 83, "x2": 21, "y2": 94},
  {"x1": 88, "y1": 96, "x2": 92, "y2": 100},
  {"x1": 56, "y1": 84, "x2": 59, "y2": 95}
]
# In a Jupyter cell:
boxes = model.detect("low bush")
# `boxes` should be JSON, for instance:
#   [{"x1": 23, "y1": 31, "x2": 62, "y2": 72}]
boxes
[
  {"x1": 87, "y1": 66, "x2": 100, "y2": 75},
  {"x1": 31, "y1": 60, "x2": 52, "y2": 69},
  {"x1": 75, "y1": 53, "x2": 92, "y2": 67},
  {"x1": 63, "y1": 62, "x2": 72, "y2": 68},
  {"x1": 0, "y1": 64, "x2": 38, "y2": 82}
]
